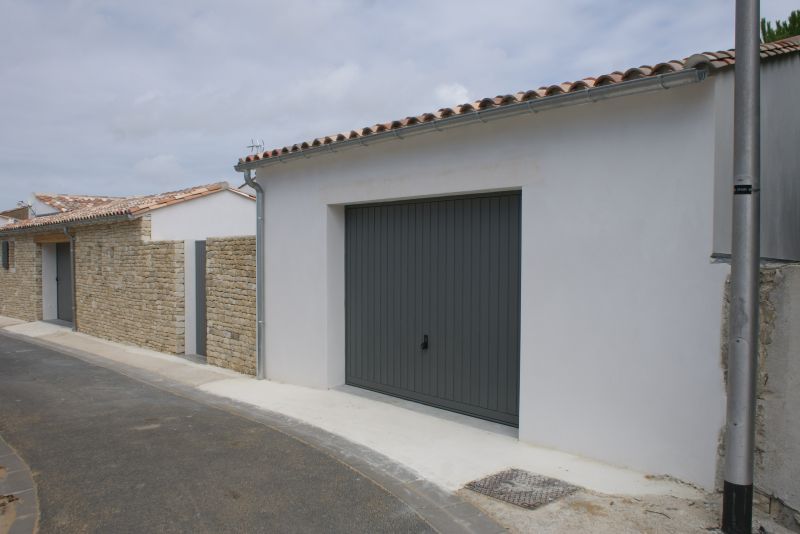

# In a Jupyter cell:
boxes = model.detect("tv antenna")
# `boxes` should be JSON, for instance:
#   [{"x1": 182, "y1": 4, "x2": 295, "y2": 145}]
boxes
[
  {"x1": 247, "y1": 138, "x2": 265, "y2": 154},
  {"x1": 16, "y1": 200, "x2": 34, "y2": 216}
]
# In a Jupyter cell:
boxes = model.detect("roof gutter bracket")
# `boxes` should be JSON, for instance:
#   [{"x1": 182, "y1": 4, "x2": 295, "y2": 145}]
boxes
[{"x1": 235, "y1": 67, "x2": 709, "y2": 174}]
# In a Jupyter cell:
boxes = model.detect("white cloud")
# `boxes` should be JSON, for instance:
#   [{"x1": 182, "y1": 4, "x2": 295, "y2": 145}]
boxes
[
  {"x1": 0, "y1": 0, "x2": 798, "y2": 201},
  {"x1": 434, "y1": 83, "x2": 470, "y2": 107},
  {"x1": 133, "y1": 154, "x2": 183, "y2": 177}
]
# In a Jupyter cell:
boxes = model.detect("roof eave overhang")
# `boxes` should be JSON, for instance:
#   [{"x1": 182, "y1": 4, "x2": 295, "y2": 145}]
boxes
[
  {"x1": 0, "y1": 213, "x2": 136, "y2": 237},
  {"x1": 235, "y1": 67, "x2": 709, "y2": 174}
]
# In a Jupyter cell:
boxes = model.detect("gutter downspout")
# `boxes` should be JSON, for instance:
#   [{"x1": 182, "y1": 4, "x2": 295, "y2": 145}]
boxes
[
  {"x1": 63, "y1": 227, "x2": 77, "y2": 332},
  {"x1": 243, "y1": 169, "x2": 266, "y2": 380}
]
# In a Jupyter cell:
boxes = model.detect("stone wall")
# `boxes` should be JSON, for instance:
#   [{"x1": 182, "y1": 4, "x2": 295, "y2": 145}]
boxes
[
  {"x1": 74, "y1": 218, "x2": 186, "y2": 354},
  {"x1": 0, "y1": 236, "x2": 41, "y2": 321},
  {"x1": 205, "y1": 236, "x2": 256, "y2": 375},
  {"x1": 721, "y1": 264, "x2": 800, "y2": 529}
]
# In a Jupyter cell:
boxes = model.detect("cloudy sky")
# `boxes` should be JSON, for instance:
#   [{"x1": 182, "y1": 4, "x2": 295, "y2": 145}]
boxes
[{"x1": 0, "y1": 0, "x2": 795, "y2": 204}]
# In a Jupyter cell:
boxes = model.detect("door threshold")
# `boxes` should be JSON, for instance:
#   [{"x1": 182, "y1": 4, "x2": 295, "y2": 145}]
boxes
[
  {"x1": 335, "y1": 384, "x2": 518, "y2": 438},
  {"x1": 43, "y1": 319, "x2": 73, "y2": 328},
  {"x1": 177, "y1": 353, "x2": 208, "y2": 365}
]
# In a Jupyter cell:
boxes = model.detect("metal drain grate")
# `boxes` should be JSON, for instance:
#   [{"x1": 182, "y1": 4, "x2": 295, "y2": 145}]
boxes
[{"x1": 465, "y1": 468, "x2": 580, "y2": 510}]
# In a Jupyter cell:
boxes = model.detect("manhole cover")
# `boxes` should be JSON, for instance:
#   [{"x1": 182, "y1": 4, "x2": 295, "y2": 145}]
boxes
[{"x1": 465, "y1": 468, "x2": 580, "y2": 510}]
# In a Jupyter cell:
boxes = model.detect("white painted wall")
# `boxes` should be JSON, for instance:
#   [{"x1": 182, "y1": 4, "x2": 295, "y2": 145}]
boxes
[
  {"x1": 237, "y1": 182, "x2": 256, "y2": 196},
  {"x1": 713, "y1": 55, "x2": 800, "y2": 260},
  {"x1": 149, "y1": 190, "x2": 255, "y2": 241},
  {"x1": 255, "y1": 80, "x2": 730, "y2": 489},
  {"x1": 41, "y1": 244, "x2": 57, "y2": 320}
]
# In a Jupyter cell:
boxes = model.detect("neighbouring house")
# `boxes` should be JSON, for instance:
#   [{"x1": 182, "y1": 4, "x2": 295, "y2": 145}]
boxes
[
  {"x1": 0, "y1": 182, "x2": 256, "y2": 369},
  {"x1": 0, "y1": 205, "x2": 33, "y2": 227},
  {"x1": 233, "y1": 35, "x2": 800, "y2": 492},
  {"x1": 1, "y1": 193, "x2": 124, "y2": 225}
]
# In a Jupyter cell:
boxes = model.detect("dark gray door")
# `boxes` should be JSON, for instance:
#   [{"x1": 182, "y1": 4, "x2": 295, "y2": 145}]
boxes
[
  {"x1": 345, "y1": 192, "x2": 521, "y2": 426},
  {"x1": 196, "y1": 241, "x2": 207, "y2": 356},
  {"x1": 56, "y1": 242, "x2": 73, "y2": 322}
]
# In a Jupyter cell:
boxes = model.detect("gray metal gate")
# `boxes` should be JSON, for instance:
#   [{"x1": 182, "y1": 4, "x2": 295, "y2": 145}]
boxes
[
  {"x1": 56, "y1": 242, "x2": 73, "y2": 322},
  {"x1": 345, "y1": 192, "x2": 521, "y2": 426},
  {"x1": 196, "y1": 240, "x2": 207, "y2": 356}
]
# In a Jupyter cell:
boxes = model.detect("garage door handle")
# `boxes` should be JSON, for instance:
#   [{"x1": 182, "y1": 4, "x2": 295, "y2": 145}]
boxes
[{"x1": 420, "y1": 334, "x2": 429, "y2": 350}]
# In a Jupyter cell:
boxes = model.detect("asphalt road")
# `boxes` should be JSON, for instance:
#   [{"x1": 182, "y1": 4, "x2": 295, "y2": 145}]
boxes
[{"x1": 0, "y1": 333, "x2": 435, "y2": 533}]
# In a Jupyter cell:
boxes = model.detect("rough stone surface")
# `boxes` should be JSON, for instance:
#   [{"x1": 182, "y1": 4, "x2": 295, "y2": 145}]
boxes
[
  {"x1": 0, "y1": 236, "x2": 41, "y2": 322},
  {"x1": 754, "y1": 265, "x2": 800, "y2": 527},
  {"x1": 205, "y1": 236, "x2": 256, "y2": 375},
  {"x1": 720, "y1": 264, "x2": 800, "y2": 530},
  {"x1": 74, "y1": 217, "x2": 185, "y2": 354}
]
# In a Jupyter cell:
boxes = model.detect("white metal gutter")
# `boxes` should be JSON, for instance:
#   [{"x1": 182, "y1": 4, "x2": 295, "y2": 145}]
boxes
[{"x1": 234, "y1": 67, "x2": 708, "y2": 174}]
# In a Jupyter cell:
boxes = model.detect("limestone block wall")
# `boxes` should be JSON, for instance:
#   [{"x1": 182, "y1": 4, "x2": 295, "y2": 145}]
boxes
[
  {"x1": 74, "y1": 218, "x2": 185, "y2": 354},
  {"x1": 0, "y1": 236, "x2": 41, "y2": 321},
  {"x1": 754, "y1": 266, "x2": 800, "y2": 524},
  {"x1": 721, "y1": 264, "x2": 800, "y2": 528},
  {"x1": 205, "y1": 236, "x2": 256, "y2": 375}
]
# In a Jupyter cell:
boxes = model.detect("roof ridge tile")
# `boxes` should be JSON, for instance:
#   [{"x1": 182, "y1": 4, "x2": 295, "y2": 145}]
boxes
[
  {"x1": 239, "y1": 38, "x2": 800, "y2": 166},
  {"x1": 1, "y1": 181, "x2": 246, "y2": 232}
]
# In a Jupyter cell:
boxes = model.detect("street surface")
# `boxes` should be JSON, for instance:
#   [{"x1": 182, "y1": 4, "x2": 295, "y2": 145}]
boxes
[{"x1": 0, "y1": 332, "x2": 433, "y2": 533}]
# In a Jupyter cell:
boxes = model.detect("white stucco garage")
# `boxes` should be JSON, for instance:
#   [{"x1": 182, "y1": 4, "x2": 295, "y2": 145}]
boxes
[{"x1": 235, "y1": 37, "x2": 800, "y2": 489}]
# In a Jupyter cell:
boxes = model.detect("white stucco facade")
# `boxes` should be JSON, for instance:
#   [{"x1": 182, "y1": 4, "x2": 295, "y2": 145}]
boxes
[
  {"x1": 249, "y1": 58, "x2": 799, "y2": 490},
  {"x1": 146, "y1": 187, "x2": 255, "y2": 355},
  {"x1": 149, "y1": 189, "x2": 255, "y2": 241},
  {"x1": 713, "y1": 55, "x2": 800, "y2": 260}
]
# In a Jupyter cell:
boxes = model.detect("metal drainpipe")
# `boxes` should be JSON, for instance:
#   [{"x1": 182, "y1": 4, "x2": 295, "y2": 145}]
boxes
[
  {"x1": 722, "y1": 0, "x2": 760, "y2": 532},
  {"x1": 242, "y1": 169, "x2": 266, "y2": 380},
  {"x1": 63, "y1": 227, "x2": 77, "y2": 332}
]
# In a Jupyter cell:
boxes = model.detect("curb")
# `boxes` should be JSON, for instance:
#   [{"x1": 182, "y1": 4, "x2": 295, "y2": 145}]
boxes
[
  {"x1": 0, "y1": 329, "x2": 504, "y2": 534},
  {"x1": 0, "y1": 433, "x2": 38, "y2": 534}
]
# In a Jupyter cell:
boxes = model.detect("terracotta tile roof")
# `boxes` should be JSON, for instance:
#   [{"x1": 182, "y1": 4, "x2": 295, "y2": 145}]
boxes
[
  {"x1": 0, "y1": 206, "x2": 31, "y2": 220},
  {"x1": 238, "y1": 35, "x2": 800, "y2": 166},
  {"x1": 1, "y1": 182, "x2": 252, "y2": 232},
  {"x1": 34, "y1": 193, "x2": 122, "y2": 213}
]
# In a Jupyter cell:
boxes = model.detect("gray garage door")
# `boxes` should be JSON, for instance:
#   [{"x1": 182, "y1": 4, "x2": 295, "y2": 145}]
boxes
[{"x1": 345, "y1": 192, "x2": 521, "y2": 426}]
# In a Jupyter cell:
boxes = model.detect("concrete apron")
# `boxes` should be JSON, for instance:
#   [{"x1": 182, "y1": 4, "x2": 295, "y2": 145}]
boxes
[
  {"x1": 0, "y1": 434, "x2": 38, "y2": 534},
  {"x1": 1, "y1": 320, "x2": 704, "y2": 518}
]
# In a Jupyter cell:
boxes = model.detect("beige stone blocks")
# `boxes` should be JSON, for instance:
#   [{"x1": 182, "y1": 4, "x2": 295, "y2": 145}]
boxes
[
  {"x1": 205, "y1": 236, "x2": 256, "y2": 375},
  {"x1": 74, "y1": 219, "x2": 185, "y2": 354},
  {"x1": 0, "y1": 236, "x2": 42, "y2": 322}
]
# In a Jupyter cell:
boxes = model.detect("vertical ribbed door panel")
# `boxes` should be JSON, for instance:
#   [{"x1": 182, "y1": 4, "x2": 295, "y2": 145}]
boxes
[{"x1": 345, "y1": 192, "x2": 520, "y2": 426}]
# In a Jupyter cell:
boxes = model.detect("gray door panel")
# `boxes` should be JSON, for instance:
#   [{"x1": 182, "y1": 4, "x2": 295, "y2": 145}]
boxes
[
  {"x1": 196, "y1": 241, "x2": 207, "y2": 356},
  {"x1": 56, "y1": 242, "x2": 73, "y2": 322},
  {"x1": 346, "y1": 192, "x2": 521, "y2": 426}
]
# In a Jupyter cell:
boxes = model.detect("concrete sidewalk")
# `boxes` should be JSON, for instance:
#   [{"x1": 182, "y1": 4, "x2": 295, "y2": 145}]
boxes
[
  {"x1": 6, "y1": 318, "x2": 796, "y2": 533},
  {"x1": 0, "y1": 332, "x2": 444, "y2": 533},
  {"x1": 0, "y1": 317, "x2": 700, "y2": 500}
]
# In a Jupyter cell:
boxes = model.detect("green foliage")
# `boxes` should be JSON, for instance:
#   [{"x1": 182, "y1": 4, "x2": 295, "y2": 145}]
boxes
[{"x1": 761, "y1": 10, "x2": 800, "y2": 43}]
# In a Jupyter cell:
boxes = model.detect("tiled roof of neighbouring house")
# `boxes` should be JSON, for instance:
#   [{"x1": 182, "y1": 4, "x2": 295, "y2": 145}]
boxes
[
  {"x1": 238, "y1": 35, "x2": 800, "y2": 166},
  {"x1": 34, "y1": 193, "x2": 123, "y2": 213},
  {"x1": 1, "y1": 182, "x2": 255, "y2": 232},
  {"x1": 0, "y1": 206, "x2": 31, "y2": 220}
]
